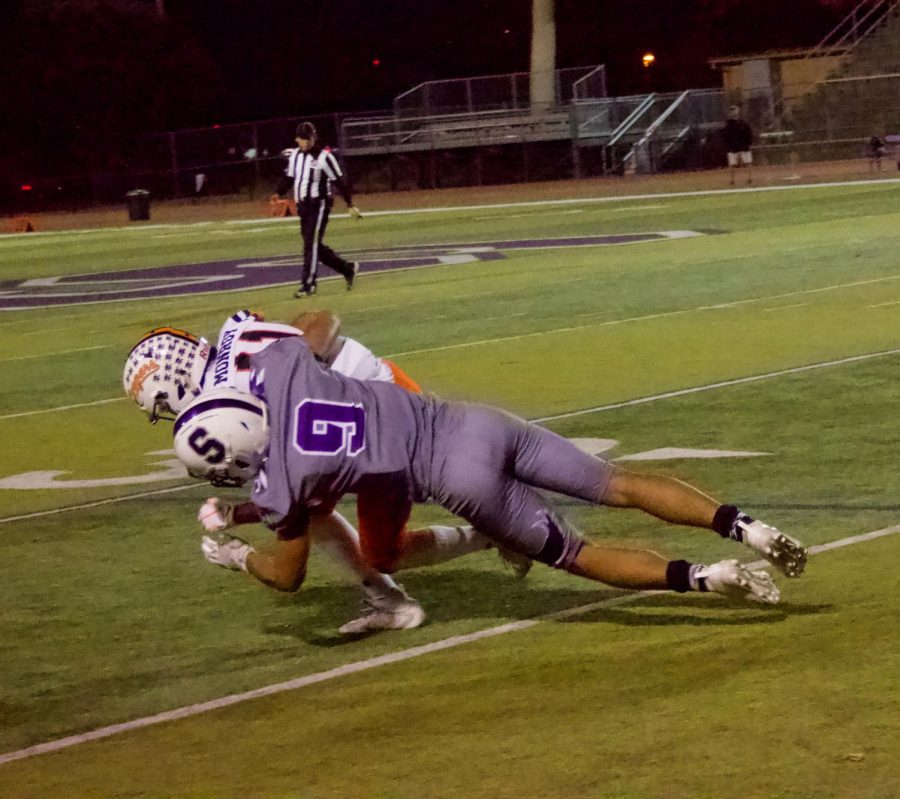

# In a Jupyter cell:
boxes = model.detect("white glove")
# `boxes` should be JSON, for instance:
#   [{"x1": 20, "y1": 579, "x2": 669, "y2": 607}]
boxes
[
  {"x1": 198, "y1": 497, "x2": 234, "y2": 532},
  {"x1": 201, "y1": 533, "x2": 255, "y2": 572},
  {"x1": 348, "y1": 205, "x2": 363, "y2": 220}
]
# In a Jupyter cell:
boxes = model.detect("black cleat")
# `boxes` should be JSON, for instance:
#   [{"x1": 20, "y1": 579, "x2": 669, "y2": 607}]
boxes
[{"x1": 346, "y1": 261, "x2": 360, "y2": 291}]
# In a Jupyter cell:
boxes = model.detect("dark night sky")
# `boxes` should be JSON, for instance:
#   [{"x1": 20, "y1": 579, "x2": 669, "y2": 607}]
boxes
[
  {"x1": 163, "y1": 0, "x2": 850, "y2": 120},
  {"x1": 0, "y1": 0, "x2": 854, "y2": 177}
]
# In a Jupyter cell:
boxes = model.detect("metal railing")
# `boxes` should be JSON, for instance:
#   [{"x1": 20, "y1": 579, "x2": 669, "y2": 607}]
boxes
[
  {"x1": 605, "y1": 94, "x2": 657, "y2": 149},
  {"x1": 804, "y1": 0, "x2": 899, "y2": 60},
  {"x1": 571, "y1": 65, "x2": 608, "y2": 103},
  {"x1": 619, "y1": 90, "x2": 726, "y2": 173},
  {"x1": 392, "y1": 65, "x2": 606, "y2": 117},
  {"x1": 622, "y1": 91, "x2": 690, "y2": 168}
]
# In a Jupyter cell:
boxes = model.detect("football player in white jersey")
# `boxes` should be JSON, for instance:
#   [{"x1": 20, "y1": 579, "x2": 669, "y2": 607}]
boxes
[{"x1": 124, "y1": 309, "x2": 528, "y2": 634}]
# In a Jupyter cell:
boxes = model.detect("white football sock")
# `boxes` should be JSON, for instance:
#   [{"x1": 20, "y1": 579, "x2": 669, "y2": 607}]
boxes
[{"x1": 398, "y1": 525, "x2": 493, "y2": 569}]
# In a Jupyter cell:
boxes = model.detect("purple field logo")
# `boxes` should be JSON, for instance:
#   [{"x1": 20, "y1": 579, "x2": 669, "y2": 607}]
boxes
[
  {"x1": 0, "y1": 232, "x2": 707, "y2": 310},
  {"x1": 294, "y1": 399, "x2": 366, "y2": 457}
]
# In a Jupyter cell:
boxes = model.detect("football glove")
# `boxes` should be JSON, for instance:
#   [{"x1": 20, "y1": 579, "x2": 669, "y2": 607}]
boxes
[
  {"x1": 198, "y1": 497, "x2": 234, "y2": 532},
  {"x1": 201, "y1": 533, "x2": 255, "y2": 572},
  {"x1": 348, "y1": 205, "x2": 363, "y2": 220}
]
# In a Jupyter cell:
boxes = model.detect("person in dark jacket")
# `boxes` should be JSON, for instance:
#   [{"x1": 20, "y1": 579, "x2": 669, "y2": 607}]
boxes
[{"x1": 722, "y1": 106, "x2": 754, "y2": 186}]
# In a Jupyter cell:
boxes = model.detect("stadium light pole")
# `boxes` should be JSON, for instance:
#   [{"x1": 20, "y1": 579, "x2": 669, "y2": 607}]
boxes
[{"x1": 530, "y1": 0, "x2": 556, "y2": 113}]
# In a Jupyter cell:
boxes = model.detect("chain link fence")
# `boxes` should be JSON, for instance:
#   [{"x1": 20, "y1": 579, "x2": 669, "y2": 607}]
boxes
[{"x1": 4, "y1": 74, "x2": 898, "y2": 217}]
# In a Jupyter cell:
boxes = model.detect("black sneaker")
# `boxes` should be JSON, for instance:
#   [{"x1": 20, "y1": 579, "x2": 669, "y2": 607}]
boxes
[
  {"x1": 293, "y1": 284, "x2": 316, "y2": 299},
  {"x1": 346, "y1": 262, "x2": 360, "y2": 291}
]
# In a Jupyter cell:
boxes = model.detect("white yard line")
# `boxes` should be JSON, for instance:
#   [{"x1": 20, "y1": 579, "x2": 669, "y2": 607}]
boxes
[
  {"x1": 0, "y1": 280, "x2": 817, "y2": 416},
  {"x1": 0, "y1": 344, "x2": 110, "y2": 363},
  {"x1": 0, "y1": 484, "x2": 200, "y2": 525},
  {"x1": 762, "y1": 303, "x2": 808, "y2": 312},
  {"x1": 0, "y1": 398, "x2": 126, "y2": 421},
  {"x1": 385, "y1": 273, "x2": 900, "y2": 359},
  {"x1": 533, "y1": 348, "x2": 900, "y2": 423},
  {"x1": 867, "y1": 298, "x2": 900, "y2": 308},
  {"x1": 225, "y1": 177, "x2": 900, "y2": 224},
  {"x1": 0, "y1": 177, "x2": 897, "y2": 245},
  {"x1": 1, "y1": 521, "x2": 897, "y2": 766}
]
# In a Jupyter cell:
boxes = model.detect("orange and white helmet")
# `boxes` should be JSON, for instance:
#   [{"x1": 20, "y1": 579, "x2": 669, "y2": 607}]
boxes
[{"x1": 123, "y1": 327, "x2": 211, "y2": 423}]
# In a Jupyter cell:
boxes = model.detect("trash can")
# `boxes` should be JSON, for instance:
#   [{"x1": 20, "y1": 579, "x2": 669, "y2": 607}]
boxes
[{"x1": 125, "y1": 189, "x2": 151, "y2": 221}]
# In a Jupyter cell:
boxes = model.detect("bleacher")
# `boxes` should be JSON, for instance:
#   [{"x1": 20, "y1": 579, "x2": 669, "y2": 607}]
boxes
[
  {"x1": 341, "y1": 66, "x2": 608, "y2": 156},
  {"x1": 341, "y1": 108, "x2": 576, "y2": 156},
  {"x1": 786, "y1": 0, "x2": 900, "y2": 141}
]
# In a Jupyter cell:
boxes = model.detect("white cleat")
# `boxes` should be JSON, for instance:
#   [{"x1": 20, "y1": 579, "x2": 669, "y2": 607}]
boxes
[
  {"x1": 497, "y1": 545, "x2": 532, "y2": 579},
  {"x1": 338, "y1": 588, "x2": 426, "y2": 635},
  {"x1": 737, "y1": 519, "x2": 807, "y2": 578},
  {"x1": 695, "y1": 559, "x2": 781, "y2": 604}
]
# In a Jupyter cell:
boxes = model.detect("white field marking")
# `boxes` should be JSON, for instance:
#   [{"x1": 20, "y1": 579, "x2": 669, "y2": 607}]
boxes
[
  {"x1": 615, "y1": 447, "x2": 769, "y2": 461},
  {"x1": 0, "y1": 254, "x2": 511, "y2": 313},
  {"x1": 8, "y1": 275, "x2": 245, "y2": 300},
  {"x1": 0, "y1": 397, "x2": 126, "y2": 421},
  {"x1": 151, "y1": 227, "x2": 272, "y2": 239},
  {"x1": 1, "y1": 522, "x2": 897, "y2": 767},
  {"x1": 385, "y1": 272, "x2": 900, "y2": 359},
  {"x1": 0, "y1": 344, "x2": 110, "y2": 363},
  {"x1": 481, "y1": 312, "x2": 528, "y2": 323},
  {"x1": 221, "y1": 177, "x2": 900, "y2": 224},
  {"x1": 0, "y1": 259, "x2": 895, "y2": 432},
  {"x1": 0, "y1": 483, "x2": 199, "y2": 526},
  {"x1": 475, "y1": 209, "x2": 586, "y2": 220},
  {"x1": 762, "y1": 303, "x2": 808, "y2": 312},
  {"x1": 867, "y1": 298, "x2": 900, "y2": 308},
  {"x1": 533, "y1": 347, "x2": 900, "y2": 423},
  {"x1": 1, "y1": 176, "x2": 896, "y2": 247}
]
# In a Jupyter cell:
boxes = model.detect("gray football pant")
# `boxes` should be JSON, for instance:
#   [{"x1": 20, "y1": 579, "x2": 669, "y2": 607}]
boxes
[{"x1": 431, "y1": 404, "x2": 614, "y2": 569}]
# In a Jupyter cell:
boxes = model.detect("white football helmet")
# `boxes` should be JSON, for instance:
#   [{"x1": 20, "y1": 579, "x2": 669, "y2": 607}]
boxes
[
  {"x1": 123, "y1": 327, "x2": 212, "y2": 423},
  {"x1": 173, "y1": 388, "x2": 269, "y2": 487}
]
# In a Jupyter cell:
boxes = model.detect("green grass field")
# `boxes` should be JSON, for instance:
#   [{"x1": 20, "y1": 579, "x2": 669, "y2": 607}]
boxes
[{"x1": 1, "y1": 179, "x2": 899, "y2": 798}]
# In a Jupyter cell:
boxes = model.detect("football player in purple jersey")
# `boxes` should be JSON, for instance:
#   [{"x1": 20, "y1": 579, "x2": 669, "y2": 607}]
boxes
[{"x1": 173, "y1": 335, "x2": 807, "y2": 620}]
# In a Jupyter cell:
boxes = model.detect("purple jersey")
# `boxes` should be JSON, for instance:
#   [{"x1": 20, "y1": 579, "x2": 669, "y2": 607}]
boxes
[
  {"x1": 249, "y1": 337, "x2": 437, "y2": 527},
  {"x1": 250, "y1": 336, "x2": 614, "y2": 569}
]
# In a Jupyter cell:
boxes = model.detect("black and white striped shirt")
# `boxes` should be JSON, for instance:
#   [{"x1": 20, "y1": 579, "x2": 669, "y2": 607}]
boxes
[{"x1": 283, "y1": 147, "x2": 352, "y2": 205}]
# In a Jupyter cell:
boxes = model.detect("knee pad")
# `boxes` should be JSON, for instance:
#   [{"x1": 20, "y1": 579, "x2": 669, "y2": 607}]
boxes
[{"x1": 533, "y1": 511, "x2": 585, "y2": 570}]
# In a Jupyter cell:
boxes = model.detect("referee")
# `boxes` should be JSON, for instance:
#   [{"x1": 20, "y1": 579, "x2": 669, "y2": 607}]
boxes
[{"x1": 272, "y1": 122, "x2": 362, "y2": 298}]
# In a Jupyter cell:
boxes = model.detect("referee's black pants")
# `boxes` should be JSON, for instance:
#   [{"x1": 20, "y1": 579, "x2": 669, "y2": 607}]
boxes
[{"x1": 298, "y1": 198, "x2": 353, "y2": 291}]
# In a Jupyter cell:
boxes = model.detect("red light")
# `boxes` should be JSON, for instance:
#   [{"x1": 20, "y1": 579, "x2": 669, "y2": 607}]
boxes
[
  {"x1": 20, "y1": 184, "x2": 33, "y2": 191},
  {"x1": 371, "y1": 58, "x2": 380, "y2": 66},
  {"x1": 212, "y1": 124, "x2": 221, "y2": 129}
]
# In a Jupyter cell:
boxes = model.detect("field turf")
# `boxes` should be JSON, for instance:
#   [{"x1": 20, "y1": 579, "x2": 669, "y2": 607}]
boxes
[{"x1": 1, "y1": 179, "x2": 898, "y2": 798}]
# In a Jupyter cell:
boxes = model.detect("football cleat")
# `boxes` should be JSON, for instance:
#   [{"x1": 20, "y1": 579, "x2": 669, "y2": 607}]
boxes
[
  {"x1": 694, "y1": 559, "x2": 780, "y2": 604},
  {"x1": 345, "y1": 261, "x2": 360, "y2": 291},
  {"x1": 497, "y1": 545, "x2": 532, "y2": 579},
  {"x1": 737, "y1": 519, "x2": 807, "y2": 578},
  {"x1": 338, "y1": 587, "x2": 426, "y2": 635},
  {"x1": 293, "y1": 284, "x2": 317, "y2": 299}
]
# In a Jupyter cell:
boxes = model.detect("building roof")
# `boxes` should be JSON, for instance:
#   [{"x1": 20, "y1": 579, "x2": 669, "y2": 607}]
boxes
[{"x1": 708, "y1": 46, "x2": 849, "y2": 68}]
